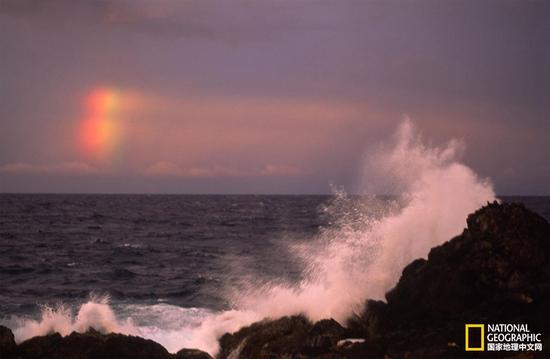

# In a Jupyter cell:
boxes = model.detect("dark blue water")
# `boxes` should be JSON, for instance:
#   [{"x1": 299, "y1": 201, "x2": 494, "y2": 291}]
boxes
[
  {"x1": 0, "y1": 194, "x2": 335, "y2": 316},
  {"x1": 0, "y1": 194, "x2": 548, "y2": 351}
]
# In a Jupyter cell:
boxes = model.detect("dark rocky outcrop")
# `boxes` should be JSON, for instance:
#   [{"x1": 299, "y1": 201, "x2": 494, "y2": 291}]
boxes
[
  {"x1": 348, "y1": 202, "x2": 550, "y2": 358},
  {"x1": 1, "y1": 327, "x2": 212, "y2": 359},
  {"x1": 218, "y1": 315, "x2": 350, "y2": 358},
  {"x1": 303, "y1": 319, "x2": 346, "y2": 356},
  {"x1": 175, "y1": 348, "x2": 215, "y2": 359},
  {"x1": 0, "y1": 325, "x2": 18, "y2": 359},
  {"x1": 17, "y1": 329, "x2": 174, "y2": 359},
  {"x1": 218, "y1": 315, "x2": 312, "y2": 358},
  {"x1": 219, "y1": 202, "x2": 550, "y2": 358}
]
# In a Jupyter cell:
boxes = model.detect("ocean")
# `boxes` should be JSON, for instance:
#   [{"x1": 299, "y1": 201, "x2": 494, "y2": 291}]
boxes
[{"x1": 1, "y1": 194, "x2": 549, "y2": 354}]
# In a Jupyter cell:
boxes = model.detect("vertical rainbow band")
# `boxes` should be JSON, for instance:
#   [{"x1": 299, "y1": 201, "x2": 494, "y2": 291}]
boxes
[{"x1": 79, "y1": 88, "x2": 123, "y2": 162}]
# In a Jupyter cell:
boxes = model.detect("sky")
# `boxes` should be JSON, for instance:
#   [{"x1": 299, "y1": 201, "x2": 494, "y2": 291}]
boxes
[{"x1": 0, "y1": 0, "x2": 548, "y2": 194}]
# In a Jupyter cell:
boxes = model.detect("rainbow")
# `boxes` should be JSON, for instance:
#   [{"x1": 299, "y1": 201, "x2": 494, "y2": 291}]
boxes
[{"x1": 79, "y1": 88, "x2": 123, "y2": 162}]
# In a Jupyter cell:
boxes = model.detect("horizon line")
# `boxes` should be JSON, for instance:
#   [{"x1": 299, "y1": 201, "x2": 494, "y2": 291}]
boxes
[{"x1": 1, "y1": 192, "x2": 549, "y2": 197}]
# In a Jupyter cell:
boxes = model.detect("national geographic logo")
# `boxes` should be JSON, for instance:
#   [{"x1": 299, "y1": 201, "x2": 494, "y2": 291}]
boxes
[
  {"x1": 465, "y1": 324, "x2": 484, "y2": 351},
  {"x1": 465, "y1": 324, "x2": 543, "y2": 352}
]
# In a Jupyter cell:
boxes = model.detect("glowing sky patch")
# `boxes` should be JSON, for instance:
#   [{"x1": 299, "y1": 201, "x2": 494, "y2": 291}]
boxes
[{"x1": 79, "y1": 88, "x2": 123, "y2": 162}]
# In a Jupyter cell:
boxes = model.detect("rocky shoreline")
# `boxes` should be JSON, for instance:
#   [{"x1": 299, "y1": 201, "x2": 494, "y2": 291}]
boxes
[{"x1": 1, "y1": 202, "x2": 549, "y2": 358}]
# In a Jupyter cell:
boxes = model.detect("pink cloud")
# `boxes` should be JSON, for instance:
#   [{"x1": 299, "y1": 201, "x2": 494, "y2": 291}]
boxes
[
  {"x1": 143, "y1": 161, "x2": 307, "y2": 178},
  {"x1": 125, "y1": 94, "x2": 379, "y2": 169},
  {"x1": 142, "y1": 161, "x2": 186, "y2": 176},
  {"x1": 143, "y1": 162, "x2": 248, "y2": 178},
  {"x1": 0, "y1": 162, "x2": 98, "y2": 175},
  {"x1": 259, "y1": 164, "x2": 308, "y2": 176}
]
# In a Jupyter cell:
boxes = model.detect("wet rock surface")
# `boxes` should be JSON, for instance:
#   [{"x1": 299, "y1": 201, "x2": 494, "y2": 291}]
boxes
[
  {"x1": 175, "y1": 348, "x2": 215, "y2": 359},
  {"x1": 354, "y1": 201, "x2": 550, "y2": 358},
  {"x1": 1, "y1": 327, "x2": 212, "y2": 359},
  {"x1": 0, "y1": 325, "x2": 18, "y2": 359}
]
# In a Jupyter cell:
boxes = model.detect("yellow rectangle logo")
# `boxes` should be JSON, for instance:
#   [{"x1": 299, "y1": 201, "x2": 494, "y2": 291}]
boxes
[{"x1": 465, "y1": 324, "x2": 485, "y2": 351}]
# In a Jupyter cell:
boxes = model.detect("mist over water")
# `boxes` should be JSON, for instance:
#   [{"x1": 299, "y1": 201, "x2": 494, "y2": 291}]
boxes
[{"x1": 4, "y1": 120, "x2": 496, "y2": 355}]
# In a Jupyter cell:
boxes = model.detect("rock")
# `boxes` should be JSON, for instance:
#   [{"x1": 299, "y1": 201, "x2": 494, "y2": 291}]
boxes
[
  {"x1": 302, "y1": 319, "x2": 346, "y2": 356},
  {"x1": 0, "y1": 324, "x2": 213, "y2": 359},
  {"x1": 0, "y1": 325, "x2": 18, "y2": 358},
  {"x1": 218, "y1": 316, "x2": 351, "y2": 358},
  {"x1": 354, "y1": 202, "x2": 550, "y2": 358},
  {"x1": 175, "y1": 348, "x2": 213, "y2": 359},
  {"x1": 12, "y1": 327, "x2": 214, "y2": 359},
  {"x1": 309, "y1": 319, "x2": 346, "y2": 337},
  {"x1": 346, "y1": 299, "x2": 387, "y2": 341},
  {"x1": 17, "y1": 328, "x2": 174, "y2": 359},
  {"x1": 218, "y1": 315, "x2": 313, "y2": 358}
]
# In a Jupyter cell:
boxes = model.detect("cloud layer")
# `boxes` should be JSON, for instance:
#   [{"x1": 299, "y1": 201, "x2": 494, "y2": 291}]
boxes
[{"x1": 0, "y1": 162, "x2": 98, "y2": 175}]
